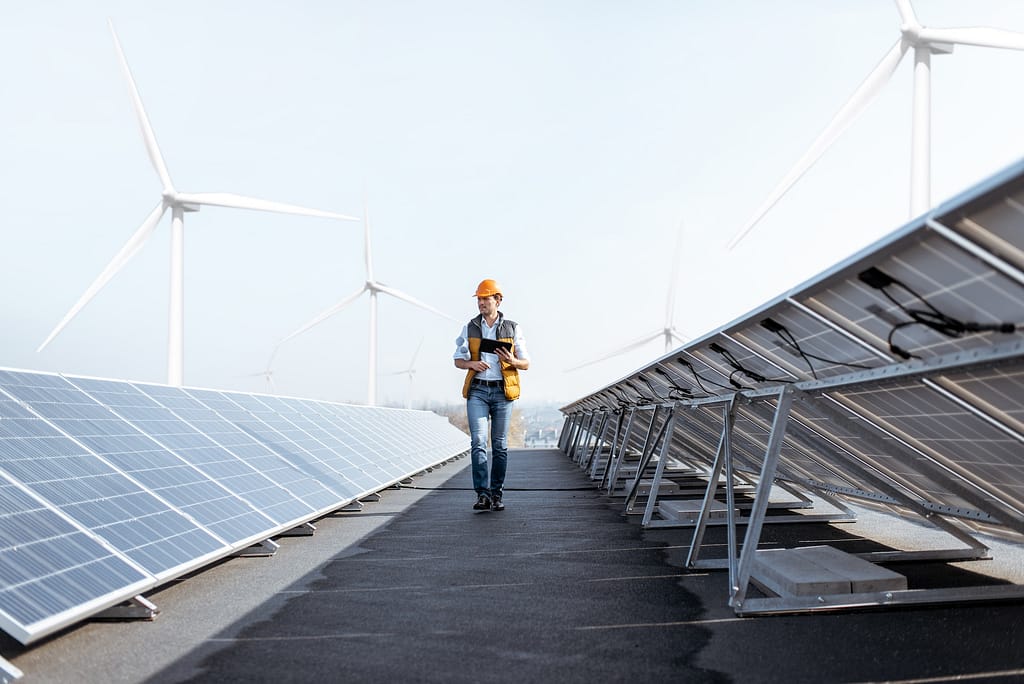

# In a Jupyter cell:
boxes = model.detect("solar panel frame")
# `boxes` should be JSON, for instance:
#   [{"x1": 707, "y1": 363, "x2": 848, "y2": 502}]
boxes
[
  {"x1": 0, "y1": 456, "x2": 153, "y2": 644},
  {"x1": 48, "y1": 376, "x2": 279, "y2": 550},
  {"x1": 562, "y1": 159, "x2": 1024, "y2": 613},
  {"x1": 130, "y1": 383, "x2": 343, "y2": 518},
  {"x1": 0, "y1": 366, "x2": 469, "y2": 646},
  {"x1": 182, "y1": 388, "x2": 365, "y2": 501},
  {"x1": 76, "y1": 379, "x2": 321, "y2": 530},
  {"x1": 0, "y1": 372, "x2": 228, "y2": 578}
]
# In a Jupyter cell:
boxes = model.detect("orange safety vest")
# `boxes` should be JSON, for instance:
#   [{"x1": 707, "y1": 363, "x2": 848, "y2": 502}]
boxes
[{"x1": 461, "y1": 314, "x2": 521, "y2": 401}]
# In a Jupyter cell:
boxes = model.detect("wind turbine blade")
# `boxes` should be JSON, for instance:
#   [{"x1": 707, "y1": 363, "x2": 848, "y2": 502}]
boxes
[
  {"x1": 664, "y1": 222, "x2": 684, "y2": 328},
  {"x1": 277, "y1": 285, "x2": 367, "y2": 345},
  {"x1": 669, "y1": 329, "x2": 690, "y2": 346},
  {"x1": 727, "y1": 39, "x2": 908, "y2": 250},
  {"x1": 107, "y1": 20, "x2": 174, "y2": 194},
  {"x1": 918, "y1": 26, "x2": 1024, "y2": 51},
  {"x1": 893, "y1": 0, "x2": 917, "y2": 28},
  {"x1": 174, "y1": 192, "x2": 359, "y2": 221},
  {"x1": 265, "y1": 344, "x2": 280, "y2": 371},
  {"x1": 38, "y1": 202, "x2": 167, "y2": 352},
  {"x1": 410, "y1": 337, "x2": 424, "y2": 367},
  {"x1": 362, "y1": 191, "x2": 374, "y2": 282},
  {"x1": 376, "y1": 284, "x2": 459, "y2": 321},
  {"x1": 565, "y1": 330, "x2": 664, "y2": 372}
]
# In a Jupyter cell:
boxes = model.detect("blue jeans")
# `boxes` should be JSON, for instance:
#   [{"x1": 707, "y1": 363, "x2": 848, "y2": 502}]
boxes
[{"x1": 467, "y1": 383, "x2": 513, "y2": 498}]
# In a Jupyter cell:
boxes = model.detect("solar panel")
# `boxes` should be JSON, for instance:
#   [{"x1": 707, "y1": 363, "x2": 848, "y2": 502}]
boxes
[
  {"x1": 0, "y1": 397, "x2": 152, "y2": 644},
  {"x1": 69, "y1": 377, "x2": 320, "y2": 531},
  {"x1": 131, "y1": 383, "x2": 343, "y2": 516},
  {"x1": 561, "y1": 158, "x2": 1024, "y2": 614},
  {"x1": 0, "y1": 368, "x2": 468, "y2": 646},
  {"x1": 0, "y1": 371, "x2": 225, "y2": 576},
  {"x1": 250, "y1": 394, "x2": 399, "y2": 488},
  {"x1": 186, "y1": 389, "x2": 366, "y2": 498},
  {"x1": 35, "y1": 375, "x2": 275, "y2": 549}
]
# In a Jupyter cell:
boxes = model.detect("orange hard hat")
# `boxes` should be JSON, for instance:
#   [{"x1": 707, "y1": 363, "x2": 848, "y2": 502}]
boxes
[{"x1": 473, "y1": 278, "x2": 503, "y2": 298}]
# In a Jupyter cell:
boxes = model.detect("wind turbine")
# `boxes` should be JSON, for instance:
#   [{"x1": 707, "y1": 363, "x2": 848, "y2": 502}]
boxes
[
  {"x1": 567, "y1": 223, "x2": 688, "y2": 372},
  {"x1": 243, "y1": 349, "x2": 278, "y2": 394},
  {"x1": 728, "y1": 0, "x2": 1024, "y2": 249},
  {"x1": 36, "y1": 20, "x2": 358, "y2": 386},
  {"x1": 387, "y1": 338, "x2": 424, "y2": 409},
  {"x1": 278, "y1": 198, "x2": 457, "y2": 406}
]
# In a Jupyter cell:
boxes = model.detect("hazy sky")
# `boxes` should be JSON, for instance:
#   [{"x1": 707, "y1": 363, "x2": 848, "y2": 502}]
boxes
[{"x1": 3, "y1": 1, "x2": 1024, "y2": 408}]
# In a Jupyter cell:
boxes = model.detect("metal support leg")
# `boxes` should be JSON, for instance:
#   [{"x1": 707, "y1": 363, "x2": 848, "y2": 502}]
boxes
[
  {"x1": 0, "y1": 656, "x2": 22, "y2": 683},
  {"x1": 278, "y1": 522, "x2": 316, "y2": 536},
  {"x1": 625, "y1": 407, "x2": 672, "y2": 512},
  {"x1": 568, "y1": 413, "x2": 590, "y2": 463},
  {"x1": 603, "y1": 408, "x2": 637, "y2": 493},
  {"x1": 234, "y1": 538, "x2": 280, "y2": 557},
  {"x1": 642, "y1": 410, "x2": 684, "y2": 526},
  {"x1": 582, "y1": 412, "x2": 611, "y2": 471},
  {"x1": 731, "y1": 387, "x2": 796, "y2": 610},
  {"x1": 591, "y1": 411, "x2": 622, "y2": 480},
  {"x1": 686, "y1": 399, "x2": 735, "y2": 568},
  {"x1": 95, "y1": 595, "x2": 159, "y2": 621},
  {"x1": 558, "y1": 414, "x2": 573, "y2": 452}
]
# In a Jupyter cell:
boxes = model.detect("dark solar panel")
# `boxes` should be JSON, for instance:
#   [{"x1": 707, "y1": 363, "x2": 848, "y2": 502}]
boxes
[{"x1": 0, "y1": 369, "x2": 468, "y2": 645}]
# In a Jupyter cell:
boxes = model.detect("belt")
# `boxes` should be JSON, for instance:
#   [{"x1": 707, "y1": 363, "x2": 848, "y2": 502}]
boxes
[{"x1": 472, "y1": 378, "x2": 504, "y2": 387}]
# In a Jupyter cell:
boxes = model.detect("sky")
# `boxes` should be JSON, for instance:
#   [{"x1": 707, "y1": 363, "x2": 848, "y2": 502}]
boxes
[{"x1": 2, "y1": 1, "x2": 1024, "y2": 409}]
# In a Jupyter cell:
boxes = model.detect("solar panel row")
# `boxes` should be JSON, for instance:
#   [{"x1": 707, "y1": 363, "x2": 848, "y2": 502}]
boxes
[
  {"x1": 560, "y1": 158, "x2": 1024, "y2": 613},
  {"x1": 0, "y1": 370, "x2": 467, "y2": 644}
]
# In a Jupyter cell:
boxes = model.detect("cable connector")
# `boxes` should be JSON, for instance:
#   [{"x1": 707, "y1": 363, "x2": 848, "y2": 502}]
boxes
[
  {"x1": 858, "y1": 266, "x2": 895, "y2": 290},
  {"x1": 889, "y1": 343, "x2": 913, "y2": 360}
]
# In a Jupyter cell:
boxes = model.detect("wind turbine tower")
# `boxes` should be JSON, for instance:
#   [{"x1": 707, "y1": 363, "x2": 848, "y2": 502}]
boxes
[
  {"x1": 37, "y1": 21, "x2": 359, "y2": 386},
  {"x1": 278, "y1": 198, "x2": 457, "y2": 406},
  {"x1": 728, "y1": 0, "x2": 1024, "y2": 249}
]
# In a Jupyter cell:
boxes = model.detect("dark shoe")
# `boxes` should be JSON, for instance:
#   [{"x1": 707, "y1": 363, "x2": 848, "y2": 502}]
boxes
[
  {"x1": 473, "y1": 494, "x2": 491, "y2": 510},
  {"x1": 491, "y1": 496, "x2": 505, "y2": 512}
]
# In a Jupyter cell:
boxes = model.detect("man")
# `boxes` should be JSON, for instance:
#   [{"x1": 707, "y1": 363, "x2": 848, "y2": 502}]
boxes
[{"x1": 453, "y1": 278, "x2": 530, "y2": 511}]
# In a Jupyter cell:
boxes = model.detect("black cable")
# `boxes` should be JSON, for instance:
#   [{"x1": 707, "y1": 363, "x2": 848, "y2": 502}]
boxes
[
  {"x1": 710, "y1": 342, "x2": 792, "y2": 386},
  {"x1": 727, "y1": 369, "x2": 750, "y2": 390},
  {"x1": 403, "y1": 485, "x2": 599, "y2": 492},
  {"x1": 624, "y1": 381, "x2": 656, "y2": 405},
  {"x1": 653, "y1": 368, "x2": 705, "y2": 400},
  {"x1": 608, "y1": 387, "x2": 635, "y2": 408},
  {"x1": 638, "y1": 375, "x2": 670, "y2": 401},
  {"x1": 859, "y1": 266, "x2": 1020, "y2": 359},
  {"x1": 677, "y1": 357, "x2": 733, "y2": 392},
  {"x1": 761, "y1": 317, "x2": 875, "y2": 377}
]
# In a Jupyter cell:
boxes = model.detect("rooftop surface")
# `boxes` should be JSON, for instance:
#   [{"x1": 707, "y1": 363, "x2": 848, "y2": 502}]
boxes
[{"x1": 4, "y1": 448, "x2": 1024, "y2": 683}]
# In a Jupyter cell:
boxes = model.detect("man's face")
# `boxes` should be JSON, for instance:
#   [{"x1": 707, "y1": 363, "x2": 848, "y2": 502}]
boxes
[{"x1": 477, "y1": 295, "x2": 500, "y2": 317}]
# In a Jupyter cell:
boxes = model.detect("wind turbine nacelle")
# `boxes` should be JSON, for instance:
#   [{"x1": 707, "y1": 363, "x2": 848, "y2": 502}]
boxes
[
  {"x1": 929, "y1": 42, "x2": 955, "y2": 55},
  {"x1": 160, "y1": 191, "x2": 201, "y2": 212}
]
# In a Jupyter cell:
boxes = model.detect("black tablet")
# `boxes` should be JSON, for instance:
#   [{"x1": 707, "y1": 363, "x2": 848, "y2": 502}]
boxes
[{"x1": 479, "y1": 338, "x2": 512, "y2": 354}]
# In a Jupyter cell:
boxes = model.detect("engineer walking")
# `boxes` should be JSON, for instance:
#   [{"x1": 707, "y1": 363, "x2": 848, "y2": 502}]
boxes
[{"x1": 453, "y1": 279, "x2": 530, "y2": 511}]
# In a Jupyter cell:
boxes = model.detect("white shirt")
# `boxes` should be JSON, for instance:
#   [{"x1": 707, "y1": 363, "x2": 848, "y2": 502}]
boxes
[{"x1": 453, "y1": 315, "x2": 530, "y2": 382}]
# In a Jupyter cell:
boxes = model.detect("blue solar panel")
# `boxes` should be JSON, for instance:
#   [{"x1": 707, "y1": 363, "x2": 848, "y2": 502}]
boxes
[
  {"x1": 129, "y1": 382, "x2": 337, "y2": 521},
  {"x1": 0, "y1": 460, "x2": 151, "y2": 643},
  {"x1": 0, "y1": 368, "x2": 468, "y2": 646},
  {"x1": 310, "y1": 400, "x2": 466, "y2": 474},
  {"x1": 255, "y1": 395, "x2": 402, "y2": 487},
  {"x1": 183, "y1": 389, "x2": 363, "y2": 500},
  {"x1": 20, "y1": 376, "x2": 272, "y2": 548},
  {"x1": 0, "y1": 374, "x2": 224, "y2": 576}
]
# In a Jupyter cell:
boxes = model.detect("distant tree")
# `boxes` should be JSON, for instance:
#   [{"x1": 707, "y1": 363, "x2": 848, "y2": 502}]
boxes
[
  {"x1": 431, "y1": 403, "x2": 469, "y2": 435},
  {"x1": 430, "y1": 402, "x2": 525, "y2": 447},
  {"x1": 509, "y1": 407, "x2": 526, "y2": 447}
]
